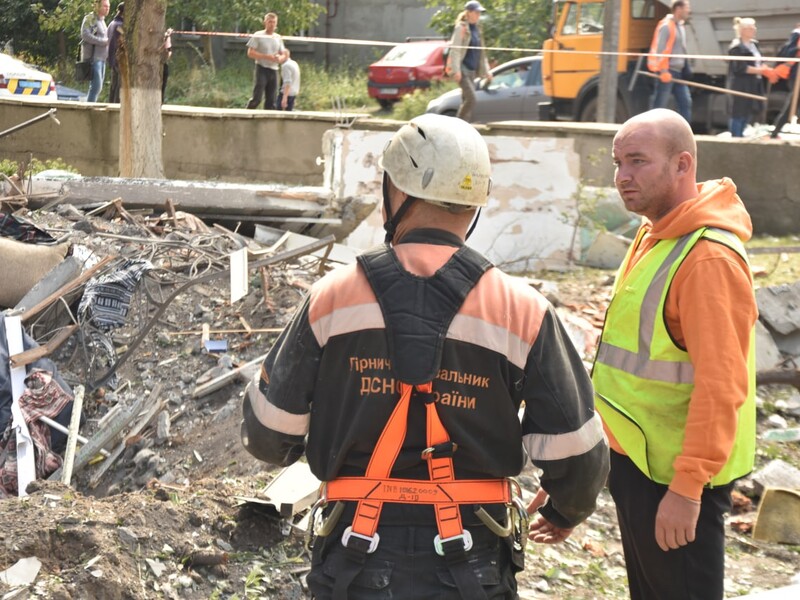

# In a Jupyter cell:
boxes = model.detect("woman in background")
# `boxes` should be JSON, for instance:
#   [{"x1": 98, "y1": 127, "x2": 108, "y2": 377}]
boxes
[
  {"x1": 727, "y1": 17, "x2": 774, "y2": 137},
  {"x1": 446, "y1": 1, "x2": 492, "y2": 122}
]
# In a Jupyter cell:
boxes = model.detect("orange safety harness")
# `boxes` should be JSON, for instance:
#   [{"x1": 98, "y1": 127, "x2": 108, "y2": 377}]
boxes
[
  {"x1": 316, "y1": 380, "x2": 517, "y2": 600},
  {"x1": 324, "y1": 381, "x2": 512, "y2": 551},
  {"x1": 648, "y1": 16, "x2": 677, "y2": 73}
]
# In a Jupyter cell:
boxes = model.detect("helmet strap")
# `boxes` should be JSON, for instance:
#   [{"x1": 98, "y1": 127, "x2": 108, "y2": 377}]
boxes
[
  {"x1": 382, "y1": 172, "x2": 417, "y2": 244},
  {"x1": 465, "y1": 207, "x2": 482, "y2": 240}
]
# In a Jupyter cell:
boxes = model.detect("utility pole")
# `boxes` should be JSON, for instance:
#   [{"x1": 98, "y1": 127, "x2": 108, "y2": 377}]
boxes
[{"x1": 598, "y1": 0, "x2": 621, "y2": 123}]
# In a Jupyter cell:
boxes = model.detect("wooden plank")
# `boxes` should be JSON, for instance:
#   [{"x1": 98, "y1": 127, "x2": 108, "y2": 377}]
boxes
[
  {"x1": 191, "y1": 353, "x2": 268, "y2": 399},
  {"x1": 9, "y1": 324, "x2": 79, "y2": 368},
  {"x1": 20, "y1": 255, "x2": 116, "y2": 323},
  {"x1": 60, "y1": 385, "x2": 86, "y2": 486},
  {"x1": 49, "y1": 383, "x2": 161, "y2": 483},
  {"x1": 166, "y1": 327, "x2": 283, "y2": 336},
  {"x1": 87, "y1": 385, "x2": 165, "y2": 488}
]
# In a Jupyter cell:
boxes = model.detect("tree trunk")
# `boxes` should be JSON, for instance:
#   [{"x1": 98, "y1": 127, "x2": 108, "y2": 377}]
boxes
[
  {"x1": 597, "y1": 0, "x2": 620, "y2": 123},
  {"x1": 119, "y1": 0, "x2": 166, "y2": 178}
]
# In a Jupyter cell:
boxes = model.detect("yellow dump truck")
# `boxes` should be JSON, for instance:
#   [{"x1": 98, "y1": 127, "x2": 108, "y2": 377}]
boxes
[{"x1": 539, "y1": 0, "x2": 800, "y2": 132}]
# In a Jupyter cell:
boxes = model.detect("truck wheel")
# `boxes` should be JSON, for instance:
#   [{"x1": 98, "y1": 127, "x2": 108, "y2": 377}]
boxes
[{"x1": 579, "y1": 97, "x2": 629, "y2": 123}]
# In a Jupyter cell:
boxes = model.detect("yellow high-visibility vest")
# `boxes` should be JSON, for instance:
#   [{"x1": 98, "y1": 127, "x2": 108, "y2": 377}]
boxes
[{"x1": 592, "y1": 227, "x2": 756, "y2": 486}]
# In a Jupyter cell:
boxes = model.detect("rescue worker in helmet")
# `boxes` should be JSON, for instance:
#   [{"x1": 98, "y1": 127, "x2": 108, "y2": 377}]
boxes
[{"x1": 241, "y1": 114, "x2": 609, "y2": 599}]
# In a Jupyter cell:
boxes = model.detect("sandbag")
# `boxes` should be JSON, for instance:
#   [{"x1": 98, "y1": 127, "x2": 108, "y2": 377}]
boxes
[{"x1": 0, "y1": 238, "x2": 69, "y2": 308}]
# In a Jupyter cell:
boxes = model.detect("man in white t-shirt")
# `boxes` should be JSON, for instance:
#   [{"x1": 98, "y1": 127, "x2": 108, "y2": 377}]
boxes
[
  {"x1": 279, "y1": 50, "x2": 301, "y2": 111},
  {"x1": 246, "y1": 12, "x2": 287, "y2": 110}
]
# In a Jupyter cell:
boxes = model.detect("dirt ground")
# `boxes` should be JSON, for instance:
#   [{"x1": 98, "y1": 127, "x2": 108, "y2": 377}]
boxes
[{"x1": 1, "y1": 208, "x2": 799, "y2": 599}]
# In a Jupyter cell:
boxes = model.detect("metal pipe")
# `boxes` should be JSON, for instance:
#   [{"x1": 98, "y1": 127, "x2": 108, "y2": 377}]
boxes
[{"x1": 0, "y1": 108, "x2": 60, "y2": 139}]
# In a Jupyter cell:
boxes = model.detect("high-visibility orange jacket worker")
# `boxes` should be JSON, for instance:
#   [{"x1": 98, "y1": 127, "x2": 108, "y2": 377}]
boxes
[
  {"x1": 241, "y1": 114, "x2": 609, "y2": 600},
  {"x1": 648, "y1": 0, "x2": 693, "y2": 123}
]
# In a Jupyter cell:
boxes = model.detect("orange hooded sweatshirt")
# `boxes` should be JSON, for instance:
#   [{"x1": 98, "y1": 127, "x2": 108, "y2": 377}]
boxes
[{"x1": 605, "y1": 178, "x2": 757, "y2": 500}]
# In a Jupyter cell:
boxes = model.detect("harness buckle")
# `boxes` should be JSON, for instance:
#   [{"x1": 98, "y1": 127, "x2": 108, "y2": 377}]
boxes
[
  {"x1": 341, "y1": 526, "x2": 380, "y2": 553},
  {"x1": 433, "y1": 529, "x2": 473, "y2": 556},
  {"x1": 508, "y1": 479, "x2": 530, "y2": 552},
  {"x1": 421, "y1": 441, "x2": 458, "y2": 460},
  {"x1": 305, "y1": 484, "x2": 329, "y2": 551}
]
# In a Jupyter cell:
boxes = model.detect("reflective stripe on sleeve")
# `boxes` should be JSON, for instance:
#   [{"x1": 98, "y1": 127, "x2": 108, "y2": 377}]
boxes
[
  {"x1": 248, "y1": 378, "x2": 309, "y2": 436},
  {"x1": 523, "y1": 411, "x2": 606, "y2": 462}
]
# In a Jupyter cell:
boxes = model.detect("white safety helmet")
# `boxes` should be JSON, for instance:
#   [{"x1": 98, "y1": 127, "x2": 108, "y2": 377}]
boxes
[{"x1": 379, "y1": 114, "x2": 492, "y2": 208}]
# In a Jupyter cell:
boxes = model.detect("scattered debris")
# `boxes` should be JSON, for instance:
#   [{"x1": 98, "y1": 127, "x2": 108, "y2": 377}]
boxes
[{"x1": 0, "y1": 191, "x2": 798, "y2": 598}]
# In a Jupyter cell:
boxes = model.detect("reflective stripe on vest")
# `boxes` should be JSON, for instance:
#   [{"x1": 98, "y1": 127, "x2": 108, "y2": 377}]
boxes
[
  {"x1": 648, "y1": 17, "x2": 677, "y2": 73},
  {"x1": 593, "y1": 226, "x2": 756, "y2": 486}
]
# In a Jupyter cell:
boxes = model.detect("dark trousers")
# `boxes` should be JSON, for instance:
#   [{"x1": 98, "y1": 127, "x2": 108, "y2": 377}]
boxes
[
  {"x1": 108, "y1": 67, "x2": 120, "y2": 103},
  {"x1": 608, "y1": 451, "x2": 733, "y2": 600},
  {"x1": 771, "y1": 76, "x2": 798, "y2": 137},
  {"x1": 161, "y1": 63, "x2": 169, "y2": 104},
  {"x1": 307, "y1": 521, "x2": 518, "y2": 599},
  {"x1": 456, "y1": 67, "x2": 478, "y2": 122},
  {"x1": 246, "y1": 65, "x2": 279, "y2": 110},
  {"x1": 278, "y1": 93, "x2": 296, "y2": 111}
]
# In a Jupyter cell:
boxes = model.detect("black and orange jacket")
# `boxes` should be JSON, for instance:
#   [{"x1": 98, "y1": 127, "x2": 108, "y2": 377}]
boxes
[{"x1": 242, "y1": 232, "x2": 609, "y2": 529}]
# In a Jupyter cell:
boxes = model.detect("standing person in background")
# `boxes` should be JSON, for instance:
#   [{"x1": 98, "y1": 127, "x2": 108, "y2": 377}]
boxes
[
  {"x1": 593, "y1": 108, "x2": 757, "y2": 600},
  {"x1": 445, "y1": 1, "x2": 492, "y2": 122},
  {"x1": 278, "y1": 49, "x2": 300, "y2": 111},
  {"x1": 161, "y1": 28, "x2": 173, "y2": 104},
  {"x1": 727, "y1": 17, "x2": 773, "y2": 137},
  {"x1": 81, "y1": 0, "x2": 110, "y2": 103},
  {"x1": 648, "y1": 1, "x2": 693, "y2": 123},
  {"x1": 106, "y1": 2, "x2": 124, "y2": 104},
  {"x1": 770, "y1": 24, "x2": 800, "y2": 139},
  {"x1": 245, "y1": 13, "x2": 287, "y2": 110}
]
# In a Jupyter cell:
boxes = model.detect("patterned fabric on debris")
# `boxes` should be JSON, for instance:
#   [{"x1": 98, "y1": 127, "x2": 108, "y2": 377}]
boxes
[
  {"x1": 78, "y1": 259, "x2": 153, "y2": 331},
  {"x1": 0, "y1": 212, "x2": 57, "y2": 243},
  {"x1": 0, "y1": 370, "x2": 73, "y2": 498}
]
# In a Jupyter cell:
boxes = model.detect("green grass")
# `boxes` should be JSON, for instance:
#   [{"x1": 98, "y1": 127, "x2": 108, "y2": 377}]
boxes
[
  {"x1": 52, "y1": 49, "x2": 457, "y2": 120},
  {"x1": 165, "y1": 53, "x2": 376, "y2": 112}
]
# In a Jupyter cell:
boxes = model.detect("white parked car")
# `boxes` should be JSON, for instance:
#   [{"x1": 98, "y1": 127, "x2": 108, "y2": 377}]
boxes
[{"x1": 0, "y1": 52, "x2": 56, "y2": 103}]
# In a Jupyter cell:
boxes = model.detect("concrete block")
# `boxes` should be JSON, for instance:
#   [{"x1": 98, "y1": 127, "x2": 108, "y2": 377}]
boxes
[
  {"x1": 752, "y1": 459, "x2": 800, "y2": 497},
  {"x1": 752, "y1": 488, "x2": 800, "y2": 545},
  {"x1": 755, "y1": 320, "x2": 784, "y2": 370},
  {"x1": 581, "y1": 231, "x2": 631, "y2": 270},
  {"x1": 756, "y1": 282, "x2": 800, "y2": 336},
  {"x1": 772, "y1": 329, "x2": 800, "y2": 359}
]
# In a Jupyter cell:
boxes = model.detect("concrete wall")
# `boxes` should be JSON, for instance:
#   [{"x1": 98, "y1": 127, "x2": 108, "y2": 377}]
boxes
[
  {"x1": 1, "y1": 99, "x2": 798, "y2": 236},
  {"x1": 0, "y1": 99, "x2": 343, "y2": 186},
  {"x1": 488, "y1": 121, "x2": 800, "y2": 237}
]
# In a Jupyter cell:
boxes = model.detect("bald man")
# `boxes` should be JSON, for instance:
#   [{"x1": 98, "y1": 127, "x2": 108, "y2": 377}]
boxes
[{"x1": 592, "y1": 109, "x2": 757, "y2": 600}]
